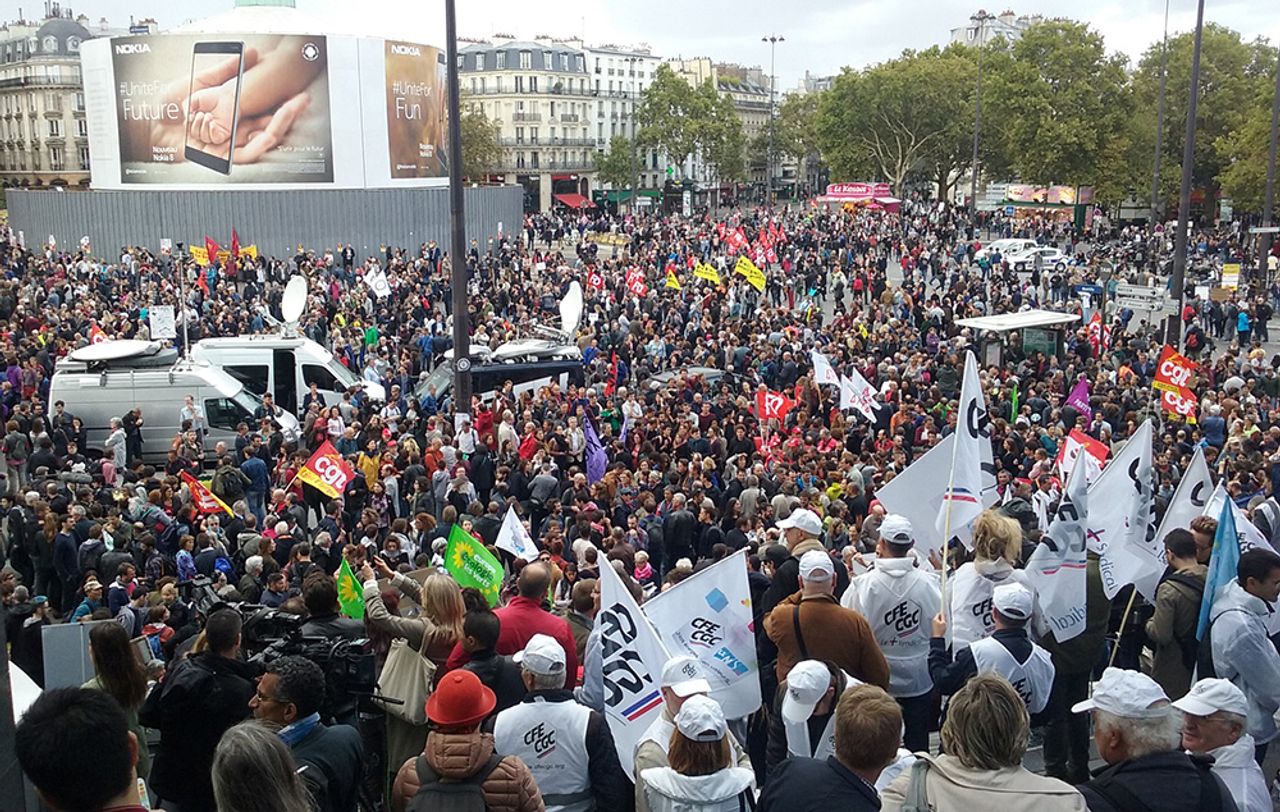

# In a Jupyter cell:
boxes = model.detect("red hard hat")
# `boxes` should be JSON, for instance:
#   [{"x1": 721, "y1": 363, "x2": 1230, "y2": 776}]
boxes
[{"x1": 426, "y1": 670, "x2": 497, "y2": 727}]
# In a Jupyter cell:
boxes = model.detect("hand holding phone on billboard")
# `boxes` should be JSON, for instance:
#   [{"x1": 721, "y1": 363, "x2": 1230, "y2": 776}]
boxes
[{"x1": 184, "y1": 41, "x2": 244, "y2": 174}]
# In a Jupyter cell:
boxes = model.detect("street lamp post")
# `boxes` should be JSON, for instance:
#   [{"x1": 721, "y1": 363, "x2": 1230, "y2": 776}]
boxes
[
  {"x1": 444, "y1": 0, "x2": 472, "y2": 414},
  {"x1": 1169, "y1": 0, "x2": 1206, "y2": 352},
  {"x1": 968, "y1": 11, "x2": 993, "y2": 234},
  {"x1": 762, "y1": 34, "x2": 784, "y2": 207}
]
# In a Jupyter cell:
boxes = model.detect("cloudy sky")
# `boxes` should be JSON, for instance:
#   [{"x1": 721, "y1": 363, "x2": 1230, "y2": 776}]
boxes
[{"x1": 73, "y1": 0, "x2": 1278, "y2": 88}]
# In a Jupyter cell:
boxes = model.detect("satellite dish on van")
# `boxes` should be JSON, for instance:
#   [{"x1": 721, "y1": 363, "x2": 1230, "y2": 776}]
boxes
[
  {"x1": 281, "y1": 276, "x2": 307, "y2": 326},
  {"x1": 68, "y1": 339, "x2": 162, "y2": 363},
  {"x1": 560, "y1": 281, "x2": 583, "y2": 337}
]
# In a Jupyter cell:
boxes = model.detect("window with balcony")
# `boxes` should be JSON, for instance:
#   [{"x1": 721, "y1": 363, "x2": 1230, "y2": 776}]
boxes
[
  {"x1": 495, "y1": 51, "x2": 506, "y2": 69},
  {"x1": 47, "y1": 118, "x2": 62, "y2": 138},
  {"x1": 529, "y1": 76, "x2": 537, "y2": 92},
  {"x1": 49, "y1": 145, "x2": 63, "y2": 170},
  {"x1": 519, "y1": 51, "x2": 531, "y2": 69},
  {"x1": 531, "y1": 151, "x2": 539, "y2": 168},
  {"x1": 530, "y1": 127, "x2": 539, "y2": 144},
  {"x1": 494, "y1": 76, "x2": 503, "y2": 93},
  {"x1": 469, "y1": 77, "x2": 477, "y2": 94},
  {"x1": 516, "y1": 152, "x2": 525, "y2": 169},
  {"x1": 478, "y1": 78, "x2": 486, "y2": 94},
  {"x1": 514, "y1": 75, "x2": 524, "y2": 93},
  {"x1": 515, "y1": 126, "x2": 524, "y2": 144}
]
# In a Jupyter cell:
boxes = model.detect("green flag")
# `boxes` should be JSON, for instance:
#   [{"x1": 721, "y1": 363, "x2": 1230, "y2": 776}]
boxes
[
  {"x1": 445, "y1": 524, "x2": 504, "y2": 607},
  {"x1": 1010, "y1": 383, "x2": 1020, "y2": 423},
  {"x1": 336, "y1": 557, "x2": 365, "y2": 619}
]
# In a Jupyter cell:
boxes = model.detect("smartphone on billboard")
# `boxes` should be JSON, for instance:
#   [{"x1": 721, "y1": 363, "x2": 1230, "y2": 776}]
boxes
[{"x1": 184, "y1": 41, "x2": 244, "y2": 175}]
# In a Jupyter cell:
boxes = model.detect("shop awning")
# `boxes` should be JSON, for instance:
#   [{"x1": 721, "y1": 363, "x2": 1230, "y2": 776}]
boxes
[{"x1": 554, "y1": 193, "x2": 595, "y2": 209}]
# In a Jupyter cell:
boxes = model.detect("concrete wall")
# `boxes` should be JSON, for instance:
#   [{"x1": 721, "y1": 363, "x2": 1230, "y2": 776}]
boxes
[{"x1": 6, "y1": 185, "x2": 524, "y2": 258}]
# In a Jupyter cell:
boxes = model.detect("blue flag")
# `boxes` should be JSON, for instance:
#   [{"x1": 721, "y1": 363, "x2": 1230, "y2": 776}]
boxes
[
  {"x1": 1197, "y1": 497, "x2": 1241, "y2": 640},
  {"x1": 585, "y1": 418, "x2": 607, "y2": 484}
]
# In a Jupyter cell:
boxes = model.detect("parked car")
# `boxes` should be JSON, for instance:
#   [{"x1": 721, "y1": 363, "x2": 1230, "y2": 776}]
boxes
[{"x1": 1007, "y1": 246, "x2": 1067, "y2": 272}]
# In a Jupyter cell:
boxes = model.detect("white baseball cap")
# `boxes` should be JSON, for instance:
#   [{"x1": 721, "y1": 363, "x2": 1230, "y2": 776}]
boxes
[
  {"x1": 879, "y1": 514, "x2": 915, "y2": 547},
  {"x1": 674, "y1": 694, "x2": 727, "y2": 742},
  {"x1": 776, "y1": 508, "x2": 823, "y2": 537},
  {"x1": 661, "y1": 655, "x2": 711, "y2": 698},
  {"x1": 1072, "y1": 667, "x2": 1171, "y2": 719},
  {"x1": 1173, "y1": 678, "x2": 1249, "y2": 718},
  {"x1": 513, "y1": 633, "x2": 566, "y2": 678},
  {"x1": 992, "y1": 582, "x2": 1033, "y2": 621},
  {"x1": 782, "y1": 660, "x2": 834, "y2": 723},
  {"x1": 798, "y1": 550, "x2": 835, "y2": 583}
]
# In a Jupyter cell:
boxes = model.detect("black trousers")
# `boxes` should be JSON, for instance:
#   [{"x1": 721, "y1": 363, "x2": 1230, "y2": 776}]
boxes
[
  {"x1": 1043, "y1": 669, "x2": 1091, "y2": 783},
  {"x1": 897, "y1": 691, "x2": 934, "y2": 754}
]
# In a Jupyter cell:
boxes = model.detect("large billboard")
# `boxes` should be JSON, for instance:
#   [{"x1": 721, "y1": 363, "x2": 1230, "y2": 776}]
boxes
[
  {"x1": 384, "y1": 41, "x2": 447, "y2": 179},
  {"x1": 83, "y1": 33, "x2": 449, "y2": 190}
]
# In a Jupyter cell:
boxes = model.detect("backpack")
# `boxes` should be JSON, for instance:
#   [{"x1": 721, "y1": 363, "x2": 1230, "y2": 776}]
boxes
[
  {"x1": 1164, "y1": 572, "x2": 1205, "y2": 672},
  {"x1": 78, "y1": 538, "x2": 106, "y2": 575},
  {"x1": 406, "y1": 752, "x2": 503, "y2": 812}
]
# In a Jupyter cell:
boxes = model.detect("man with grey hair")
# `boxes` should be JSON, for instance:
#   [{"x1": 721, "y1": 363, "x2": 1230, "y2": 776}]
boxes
[
  {"x1": 493, "y1": 633, "x2": 628, "y2": 812},
  {"x1": 1074, "y1": 668, "x2": 1237, "y2": 811},
  {"x1": 238, "y1": 555, "x2": 265, "y2": 603},
  {"x1": 1174, "y1": 678, "x2": 1270, "y2": 812}
]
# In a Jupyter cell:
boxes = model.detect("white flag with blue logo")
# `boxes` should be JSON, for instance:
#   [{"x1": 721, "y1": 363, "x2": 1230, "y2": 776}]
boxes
[{"x1": 641, "y1": 549, "x2": 762, "y2": 719}]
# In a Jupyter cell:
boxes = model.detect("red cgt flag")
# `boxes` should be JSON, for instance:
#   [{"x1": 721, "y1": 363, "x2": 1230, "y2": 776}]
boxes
[
  {"x1": 180, "y1": 470, "x2": 233, "y2": 515},
  {"x1": 755, "y1": 389, "x2": 796, "y2": 422},
  {"x1": 230, "y1": 229, "x2": 241, "y2": 259},
  {"x1": 295, "y1": 440, "x2": 357, "y2": 498}
]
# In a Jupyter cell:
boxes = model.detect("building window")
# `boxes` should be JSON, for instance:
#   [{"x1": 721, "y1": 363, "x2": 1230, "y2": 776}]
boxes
[
  {"x1": 475, "y1": 53, "x2": 485, "y2": 71},
  {"x1": 456, "y1": 54, "x2": 464, "y2": 68},
  {"x1": 67, "y1": 37, "x2": 80, "y2": 53},
  {"x1": 47, "y1": 118, "x2": 62, "y2": 137},
  {"x1": 576, "y1": 55, "x2": 584, "y2": 72},
  {"x1": 560, "y1": 53, "x2": 569, "y2": 71},
  {"x1": 530, "y1": 127, "x2": 538, "y2": 144},
  {"x1": 515, "y1": 126, "x2": 524, "y2": 144},
  {"x1": 49, "y1": 145, "x2": 63, "y2": 170},
  {"x1": 531, "y1": 151, "x2": 539, "y2": 168},
  {"x1": 79, "y1": 146, "x2": 89, "y2": 169},
  {"x1": 495, "y1": 51, "x2": 505, "y2": 69},
  {"x1": 494, "y1": 76, "x2": 503, "y2": 93},
  {"x1": 519, "y1": 51, "x2": 531, "y2": 69},
  {"x1": 42, "y1": 36, "x2": 57, "y2": 53},
  {"x1": 542, "y1": 50, "x2": 551, "y2": 68},
  {"x1": 74, "y1": 92, "x2": 84, "y2": 111},
  {"x1": 529, "y1": 76, "x2": 537, "y2": 92},
  {"x1": 514, "y1": 75, "x2": 524, "y2": 92},
  {"x1": 469, "y1": 77, "x2": 476, "y2": 94}
]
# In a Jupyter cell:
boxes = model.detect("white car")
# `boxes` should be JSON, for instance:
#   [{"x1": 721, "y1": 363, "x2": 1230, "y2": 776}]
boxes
[
  {"x1": 1007, "y1": 246, "x2": 1067, "y2": 272},
  {"x1": 975, "y1": 238, "x2": 1038, "y2": 262}
]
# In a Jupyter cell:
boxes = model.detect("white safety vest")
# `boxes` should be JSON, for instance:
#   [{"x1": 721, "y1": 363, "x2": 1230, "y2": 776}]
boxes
[
  {"x1": 948, "y1": 563, "x2": 1031, "y2": 650},
  {"x1": 969, "y1": 635, "x2": 1055, "y2": 714},
  {"x1": 494, "y1": 695, "x2": 595, "y2": 812},
  {"x1": 846, "y1": 559, "x2": 940, "y2": 698}
]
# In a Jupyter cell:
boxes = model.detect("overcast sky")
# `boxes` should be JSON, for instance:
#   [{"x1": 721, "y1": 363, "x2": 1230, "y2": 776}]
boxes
[{"x1": 68, "y1": 0, "x2": 1279, "y2": 89}]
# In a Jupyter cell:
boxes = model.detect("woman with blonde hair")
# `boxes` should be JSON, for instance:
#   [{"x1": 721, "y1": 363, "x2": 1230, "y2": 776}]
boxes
[
  {"x1": 640, "y1": 694, "x2": 756, "y2": 811},
  {"x1": 948, "y1": 509, "x2": 1034, "y2": 650},
  {"x1": 881, "y1": 674, "x2": 1084, "y2": 811},
  {"x1": 359, "y1": 559, "x2": 467, "y2": 784}
]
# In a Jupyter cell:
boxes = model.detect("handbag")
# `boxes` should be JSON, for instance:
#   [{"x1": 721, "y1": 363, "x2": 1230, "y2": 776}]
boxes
[
  {"x1": 901, "y1": 758, "x2": 930, "y2": 812},
  {"x1": 374, "y1": 627, "x2": 437, "y2": 726}
]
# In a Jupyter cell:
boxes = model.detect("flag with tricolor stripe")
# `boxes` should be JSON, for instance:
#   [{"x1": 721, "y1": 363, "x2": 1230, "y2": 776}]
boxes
[{"x1": 597, "y1": 551, "x2": 670, "y2": 777}]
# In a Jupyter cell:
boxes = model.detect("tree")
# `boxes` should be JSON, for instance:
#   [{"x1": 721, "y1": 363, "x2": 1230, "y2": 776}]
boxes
[
  {"x1": 636, "y1": 64, "x2": 710, "y2": 176},
  {"x1": 700, "y1": 91, "x2": 746, "y2": 185},
  {"x1": 983, "y1": 21, "x2": 1132, "y2": 191},
  {"x1": 1217, "y1": 100, "x2": 1278, "y2": 216},
  {"x1": 1130, "y1": 24, "x2": 1275, "y2": 214},
  {"x1": 459, "y1": 104, "x2": 502, "y2": 179},
  {"x1": 597, "y1": 136, "x2": 638, "y2": 190},
  {"x1": 816, "y1": 47, "x2": 976, "y2": 194}
]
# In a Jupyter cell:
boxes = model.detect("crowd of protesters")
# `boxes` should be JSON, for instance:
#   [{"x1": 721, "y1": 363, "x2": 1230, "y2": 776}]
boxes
[{"x1": 4, "y1": 198, "x2": 1280, "y2": 812}]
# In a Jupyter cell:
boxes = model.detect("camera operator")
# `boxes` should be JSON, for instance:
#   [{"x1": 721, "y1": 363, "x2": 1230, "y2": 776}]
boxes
[
  {"x1": 140, "y1": 606, "x2": 259, "y2": 812},
  {"x1": 300, "y1": 574, "x2": 365, "y2": 640},
  {"x1": 250, "y1": 655, "x2": 364, "y2": 812}
]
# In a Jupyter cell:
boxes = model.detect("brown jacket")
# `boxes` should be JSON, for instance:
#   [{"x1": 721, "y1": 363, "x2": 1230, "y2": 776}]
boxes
[
  {"x1": 764, "y1": 591, "x2": 890, "y2": 689},
  {"x1": 392, "y1": 730, "x2": 545, "y2": 812},
  {"x1": 1143, "y1": 562, "x2": 1207, "y2": 699}
]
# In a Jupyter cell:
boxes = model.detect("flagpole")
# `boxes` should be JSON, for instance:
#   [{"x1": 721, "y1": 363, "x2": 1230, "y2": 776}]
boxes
[
  {"x1": 1108, "y1": 588, "x2": 1140, "y2": 668},
  {"x1": 939, "y1": 412, "x2": 961, "y2": 612}
]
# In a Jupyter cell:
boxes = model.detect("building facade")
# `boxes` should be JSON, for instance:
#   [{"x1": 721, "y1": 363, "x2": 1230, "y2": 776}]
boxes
[
  {"x1": 949, "y1": 9, "x2": 1044, "y2": 46},
  {"x1": 668, "y1": 57, "x2": 772, "y2": 196},
  {"x1": 459, "y1": 37, "x2": 599, "y2": 212},
  {"x1": 574, "y1": 41, "x2": 664, "y2": 203},
  {"x1": 0, "y1": 4, "x2": 152, "y2": 190}
]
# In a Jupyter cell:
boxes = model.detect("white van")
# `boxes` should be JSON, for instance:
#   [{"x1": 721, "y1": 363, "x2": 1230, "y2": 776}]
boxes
[
  {"x1": 49, "y1": 340, "x2": 301, "y2": 465},
  {"x1": 191, "y1": 334, "x2": 385, "y2": 416}
]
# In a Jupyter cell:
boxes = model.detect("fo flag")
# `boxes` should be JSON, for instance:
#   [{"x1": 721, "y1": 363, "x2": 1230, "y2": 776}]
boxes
[
  {"x1": 296, "y1": 440, "x2": 357, "y2": 499},
  {"x1": 1026, "y1": 457, "x2": 1089, "y2": 642},
  {"x1": 180, "y1": 471, "x2": 233, "y2": 516},
  {"x1": 597, "y1": 557, "x2": 670, "y2": 778},
  {"x1": 809, "y1": 350, "x2": 841, "y2": 388},
  {"x1": 839, "y1": 369, "x2": 879, "y2": 424},
  {"x1": 642, "y1": 550, "x2": 761, "y2": 719}
]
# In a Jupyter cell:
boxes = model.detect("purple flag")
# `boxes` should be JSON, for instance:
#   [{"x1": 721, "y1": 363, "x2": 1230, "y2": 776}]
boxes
[
  {"x1": 585, "y1": 418, "x2": 607, "y2": 484},
  {"x1": 1066, "y1": 378, "x2": 1092, "y2": 421}
]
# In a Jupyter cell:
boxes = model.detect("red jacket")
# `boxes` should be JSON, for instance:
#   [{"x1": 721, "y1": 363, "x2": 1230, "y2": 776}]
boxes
[{"x1": 443, "y1": 596, "x2": 579, "y2": 689}]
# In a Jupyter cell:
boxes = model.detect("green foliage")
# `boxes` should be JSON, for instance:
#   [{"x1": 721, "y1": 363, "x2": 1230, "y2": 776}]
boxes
[
  {"x1": 636, "y1": 64, "x2": 708, "y2": 174},
  {"x1": 459, "y1": 103, "x2": 502, "y2": 178},
  {"x1": 597, "y1": 136, "x2": 638, "y2": 189}
]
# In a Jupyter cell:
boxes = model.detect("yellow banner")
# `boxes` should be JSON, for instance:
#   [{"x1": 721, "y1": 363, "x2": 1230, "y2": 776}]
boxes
[
  {"x1": 189, "y1": 246, "x2": 209, "y2": 266},
  {"x1": 242, "y1": 244, "x2": 259, "y2": 259},
  {"x1": 735, "y1": 256, "x2": 766, "y2": 292},
  {"x1": 665, "y1": 270, "x2": 682, "y2": 290},
  {"x1": 694, "y1": 263, "x2": 721, "y2": 285}
]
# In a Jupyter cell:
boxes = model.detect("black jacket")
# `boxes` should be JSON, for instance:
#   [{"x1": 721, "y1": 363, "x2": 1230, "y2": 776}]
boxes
[
  {"x1": 759, "y1": 755, "x2": 881, "y2": 812},
  {"x1": 139, "y1": 651, "x2": 258, "y2": 811},
  {"x1": 300, "y1": 612, "x2": 366, "y2": 640},
  {"x1": 1080, "y1": 751, "x2": 1237, "y2": 812},
  {"x1": 291, "y1": 721, "x2": 365, "y2": 812},
  {"x1": 661, "y1": 508, "x2": 697, "y2": 559},
  {"x1": 462, "y1": 648, "x2": 526, "y2": 714}
]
